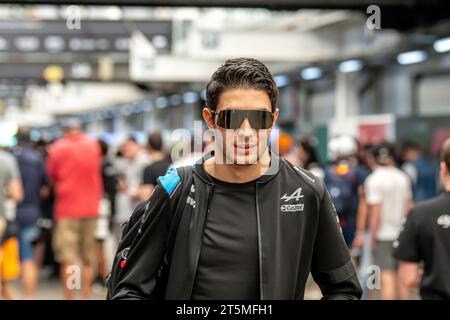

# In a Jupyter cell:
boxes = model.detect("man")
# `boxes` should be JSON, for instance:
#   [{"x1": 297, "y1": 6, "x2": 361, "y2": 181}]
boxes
[
  {"x1": 0, "y1": 148, "x2": 23, "y2": 238},
  {"x1": 138, "y1": 132, "x2": 172, "y2": 201},
  {"x1": 0, "y1": 147, "x2": 23, "y2": 299},
  {"x1": 401, "y1": 141, "x2": 438, "y2": 203},
  {"x1": 93, "y1": 140, "x2": 118, "y2": 289},
  {"x1": 393, "y1": 137, "x2": 450, "y2": 299},
  {"x1": 114, "y1": 136, "x2": 149, "y2": 232},
  {"x1": 325, "y1": 135, "x2": 367, "y2": 247},
  {"x1": 120, "y1": 135, "x2": 150, "y2": 202},
  {"x1": 364, "y1": 143, "x2": 413, "y2": 300},
  {"x1": 13, "y1": 128, "x2": 48, "y2": 299},
  {"x1": 108, "y1": 58, "x2": 361, "y2": 300},
  {"x1": 47, "y1": 120, "x2": 102, "y2": 299}
]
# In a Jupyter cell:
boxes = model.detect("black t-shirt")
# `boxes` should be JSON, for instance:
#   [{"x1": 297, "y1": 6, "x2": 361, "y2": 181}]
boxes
[
  {"x1": 142, "y1": 156, "x2": 172, "y2": 186},
  {"x1": 393, "y1": 191, "x2": 450, "y2": 299},
  {"x1": 102, "y1": 159, "x2": 118, "y2": 217},
  {"x1": 191, "y1": 167, "x2": 260, "y2": 300},
  {"x1": 102, "y1": 160, "x2": 118, "y2": 196}
]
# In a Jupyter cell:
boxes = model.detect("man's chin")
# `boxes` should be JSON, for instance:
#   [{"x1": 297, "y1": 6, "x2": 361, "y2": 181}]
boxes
[{"x1": 233, "y1": 154, "x2": 259, "y2": 166}]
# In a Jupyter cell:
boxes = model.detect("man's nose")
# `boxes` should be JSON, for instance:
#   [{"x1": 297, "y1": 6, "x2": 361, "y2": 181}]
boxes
[
  {"x1": 237, "y1": 118, "x2": 255, "y2": 137},
  {"x1": 240, "y1": 118, "x2": 252, "y2": 129}
]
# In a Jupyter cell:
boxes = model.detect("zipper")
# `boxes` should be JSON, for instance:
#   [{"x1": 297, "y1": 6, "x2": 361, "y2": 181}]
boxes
[{"x1": 255, "y1": 183, "x2": 264, "y2": 300}]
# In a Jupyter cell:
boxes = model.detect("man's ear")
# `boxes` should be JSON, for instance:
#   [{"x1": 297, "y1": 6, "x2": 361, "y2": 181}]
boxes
[{"x1": 203, "y1": 107, "x2": 216, "y2": 129}]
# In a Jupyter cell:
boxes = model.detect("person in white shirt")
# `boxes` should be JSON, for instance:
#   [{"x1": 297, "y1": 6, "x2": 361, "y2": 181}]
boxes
[{"x1": 365, "y1": 142, "x2": 413, "y2": 300}]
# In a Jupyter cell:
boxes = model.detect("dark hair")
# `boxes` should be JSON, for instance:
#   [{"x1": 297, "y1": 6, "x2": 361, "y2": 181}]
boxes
[
  {"x1": 126, "y1": 134, "x2": 138, "y2": 144},
  {"x1": 299, "y1": 137, "x2": 319, "y2": 168},
  {"x1": 441, "y1": 137, "x2": 450, "y2": 171},
  {"x1": 372, "y1": 142, "x2": 396, "y2": 165},
  {"x1": 98, "y1": 139, "x2": 108, "y2": 156},
  {"x1": 206, "y1": 57, "x2": 278, "y2": 112},
  {"x1": 147, "y1": 132, "x2": 163, "y2": 151},
  {"x1": 363, "y1": 143, "x2": 374, "y2": 153},
  {"x1": 16, "y1": 128, "x2": 31, "y2": 145},
  {"x1": 401, "y1": 140, "x2": 421, "y2": 155}
]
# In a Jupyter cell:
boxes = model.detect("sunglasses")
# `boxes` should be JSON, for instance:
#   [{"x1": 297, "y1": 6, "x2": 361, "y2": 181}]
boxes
[{"x1": 210, "y1": 109, "x2": 274, "y2": 129}]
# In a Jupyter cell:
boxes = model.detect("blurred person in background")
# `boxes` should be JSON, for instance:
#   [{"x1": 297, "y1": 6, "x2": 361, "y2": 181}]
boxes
[
  {"x1": 12, "y1": 128, "x2": 48, "y2": 299},
  {"x1": 114, "y1": 136, "x2": 149, "y2": 239},
  {"x1": 111, "y1": 147, "x2": 127, "y2": 244},
  {"x1": 352, "y1": 144, "x2": 377, "y2": 251},
  {"x1": 274, "y1": 131, "x2": 296, "y2": 162},
  {"x1": 365, "y1": 142, "x2": 413, "y2": 300},
  {"x1": 297, "y1": 137, "x2": 324, "y2": 178},
  {"x1": 0, "y1": 146, "x2": 23, "y2": 299},
  {"x1": 93, "y1": 140, "x2": 119, "y2": 290},
  {"x1": 47, "y1": 120, "x2": 103, "y2": 300},
  {"x1": 34, "y1": 139, "x2": 58, "y2": 280},
  {"x1": 324, "y1": 135, "x2": 367, "y2": 247},
  {"x1": 351, "y1": 144, "x2": 378, "y2": 300},
  {"x1": 119, "y1": 135, "x2": 150, "y2": 204},
  {"x1": 401, "y1": 141, "x2": 439, "y2": 203},
  {"x1": 279, "y1": 134, "x2": 324, "y2": 178},
  {"x1": 138, "y1": 132, "x2": 172, "y2": 201},
  {"x1": 393, "y1": 137, "x2": 450, "y2": 299}
]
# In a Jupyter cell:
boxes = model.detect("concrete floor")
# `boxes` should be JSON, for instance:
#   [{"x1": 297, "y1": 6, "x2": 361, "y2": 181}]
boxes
[{"x1": 2, "y1": 268, "x2": 107, "y2": 300}]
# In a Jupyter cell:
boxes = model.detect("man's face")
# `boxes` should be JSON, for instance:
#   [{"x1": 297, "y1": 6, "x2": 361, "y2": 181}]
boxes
[
  {"x1": 403, "y1": 148, "x2": 421, "y2": 162},
  {"x1": 203, "y1": 89, "x2": 278, "y2": 165},
  {"x1": 122, "y1": 140, "x2": 140, "y2": 160}
]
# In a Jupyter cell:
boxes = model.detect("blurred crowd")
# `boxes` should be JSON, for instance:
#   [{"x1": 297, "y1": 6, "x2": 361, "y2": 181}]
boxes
[{"x1": 0, "y1": 121, "x2": 448, "y2": 300}]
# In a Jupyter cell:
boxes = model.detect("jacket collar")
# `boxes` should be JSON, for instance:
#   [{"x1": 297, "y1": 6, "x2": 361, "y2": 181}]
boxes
[{"x1": 193, "y1": 150, "x2": 283, "y2": 185}]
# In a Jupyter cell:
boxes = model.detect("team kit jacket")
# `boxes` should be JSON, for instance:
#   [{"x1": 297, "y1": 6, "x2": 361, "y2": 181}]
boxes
[{"x1": 107, "y1": 152, "x2": 362, "y2": 300}]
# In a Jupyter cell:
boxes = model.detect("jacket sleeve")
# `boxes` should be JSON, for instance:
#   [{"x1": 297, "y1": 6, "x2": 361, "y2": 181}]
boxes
[
  {"x1": 310, "y1": 180, "x2": 363, "y2": 300},
  {"x1": 108, "y1": 168, "x2": 182, "y2": 300}
]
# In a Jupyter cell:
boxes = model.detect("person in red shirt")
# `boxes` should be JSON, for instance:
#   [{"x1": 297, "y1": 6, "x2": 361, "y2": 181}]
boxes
[{"x1": 47, "y1": 119, "x2": 102, "y2": 300}]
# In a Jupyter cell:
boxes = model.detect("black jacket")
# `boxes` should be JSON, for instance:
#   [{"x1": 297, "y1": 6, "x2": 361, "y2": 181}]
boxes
[{"x1": 107, "y1": 152, "x2": 362, "y2": 300}]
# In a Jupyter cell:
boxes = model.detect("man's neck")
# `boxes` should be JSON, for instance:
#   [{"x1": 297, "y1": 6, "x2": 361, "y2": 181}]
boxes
[
  {"x1": 150, "y1": 151, "x2": 165, "y2": 162},
  {"x1": 204, "y1": 150, "x2": 271, "y2": 184}
]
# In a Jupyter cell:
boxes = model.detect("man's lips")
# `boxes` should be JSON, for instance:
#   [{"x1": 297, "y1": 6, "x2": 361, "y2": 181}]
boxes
[{"x1": 234, "y1": 143, "x2": 257, "y2": 149}]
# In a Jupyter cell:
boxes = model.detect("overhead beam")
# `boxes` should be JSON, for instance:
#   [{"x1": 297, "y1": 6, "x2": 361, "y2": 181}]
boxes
[{"x1": 0, "y1": 0, "x2": 443, "y2": 10}]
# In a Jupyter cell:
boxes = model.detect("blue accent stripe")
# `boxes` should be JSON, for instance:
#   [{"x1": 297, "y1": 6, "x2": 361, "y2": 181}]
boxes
[{"x1": 158, "y1": 167, "x2": 181, "y2": 197}]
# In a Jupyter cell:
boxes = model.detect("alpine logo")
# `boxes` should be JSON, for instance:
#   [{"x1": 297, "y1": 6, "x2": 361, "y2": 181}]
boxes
[
  {"x1": 280, "y1": 188, "x2": 305, "y2": 213},
  {"x1": 281, "y1": 188, "x2": 304, "y2": 202}
]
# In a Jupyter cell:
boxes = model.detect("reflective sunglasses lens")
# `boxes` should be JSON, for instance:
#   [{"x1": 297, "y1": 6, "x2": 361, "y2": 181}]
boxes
[{"x1": 217, "y1": 110, "x2": 273, "y2": 129}]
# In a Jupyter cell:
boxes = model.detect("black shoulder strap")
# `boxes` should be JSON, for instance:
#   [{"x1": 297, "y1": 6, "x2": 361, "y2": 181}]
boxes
[
  {"x1": 164, "y1": 165, "x2": 194, "y2": 265},
  {"x1": 151, "y1": 165, "x2": 194, "y2": 299}
]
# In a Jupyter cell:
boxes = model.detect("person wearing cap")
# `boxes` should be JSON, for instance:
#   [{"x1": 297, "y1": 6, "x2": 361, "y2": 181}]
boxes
[
  {"x1": 47, "y1": 119, "x2": 103, "y2": 299},
  {"x1": 12, "y1": 128, "x2": 48, "y2": 299},
  {"x1": 324, "y1": 135, "x2": 368, "y2": 247},
  {"x1": 364, "y1": 142, "x2": 413, "y2": 299}
]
